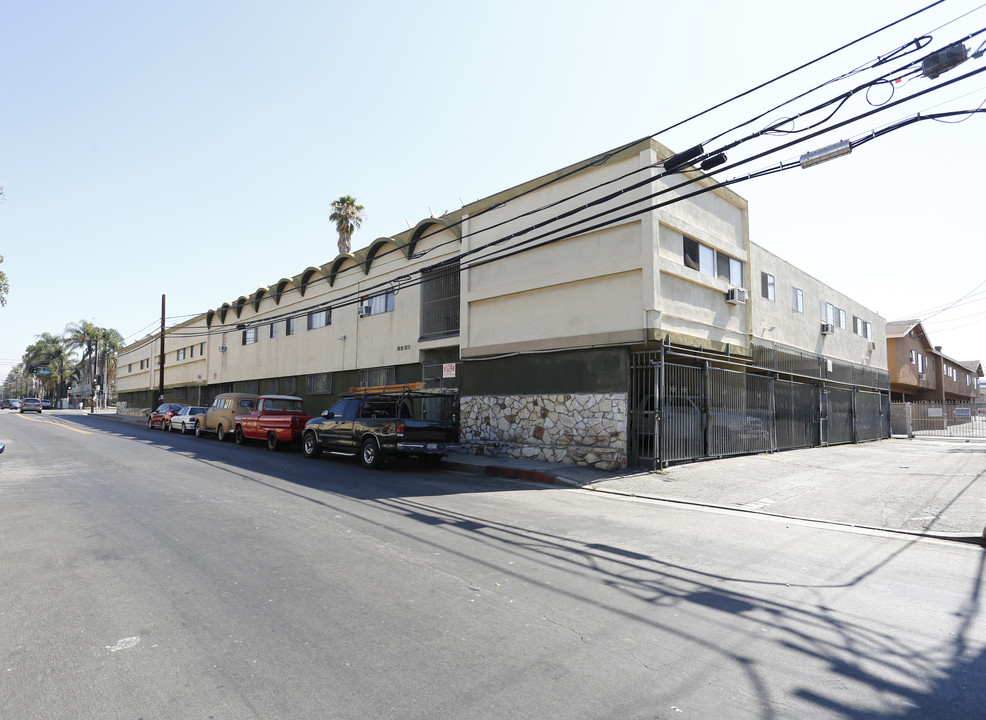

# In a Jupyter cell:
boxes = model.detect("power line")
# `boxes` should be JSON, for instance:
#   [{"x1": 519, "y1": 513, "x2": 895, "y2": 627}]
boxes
[{"x1": 119, "y1": 4, "x2": 977, "y2": 351}]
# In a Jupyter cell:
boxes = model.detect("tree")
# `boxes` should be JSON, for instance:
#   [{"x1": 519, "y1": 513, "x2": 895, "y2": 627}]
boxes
[
  {"x1": 64, "y1": 320, "x2": 99, "y2": 366},
  {"x1": 63, "y1": 321, "x2": 123, "y2": 407},
  {"x1": 0, "y1": 254, "x2": 9, "y2": 307},
  {"x1": 23, "y1": 333, "x2": 70, "y2": 399},
  {"x1": 329, "y1": 195, "x2": 365, "y2": 255}
]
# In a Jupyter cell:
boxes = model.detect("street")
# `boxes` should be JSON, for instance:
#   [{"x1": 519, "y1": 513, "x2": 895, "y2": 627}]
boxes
[{"x1": 1, "y1": 411, "x2": 984, "y2": 719}]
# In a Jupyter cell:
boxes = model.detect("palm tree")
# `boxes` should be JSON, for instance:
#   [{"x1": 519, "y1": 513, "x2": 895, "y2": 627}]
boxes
[
  {"x1": 63, "y1": 321, "x2": 123, "y2": 407},
  {"x1": 24, "y1": 332, "x2": 70, "y2": 400},
  {"x1": 329, "y1": 195, "x2": 365, "y2": 255}
]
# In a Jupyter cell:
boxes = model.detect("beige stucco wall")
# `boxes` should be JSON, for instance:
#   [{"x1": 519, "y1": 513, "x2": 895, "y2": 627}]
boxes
[
  {"x1": 461, "y1": 141, "x2": 752, "y2": 357},
  {"x1": 750, "y1": 243, "x2": 887, "y2": 370}
]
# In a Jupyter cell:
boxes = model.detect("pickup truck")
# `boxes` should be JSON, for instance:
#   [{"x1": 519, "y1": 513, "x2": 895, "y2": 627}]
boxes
[
  {"x1": 301, "y1": 385, "x2": 459, "y2": 468},
  {"x1": 233, "y1": 394, "x2": 311, "y2": 451}
]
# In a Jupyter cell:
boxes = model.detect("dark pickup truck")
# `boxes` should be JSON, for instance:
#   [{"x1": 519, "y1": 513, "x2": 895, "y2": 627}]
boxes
[{"x1": 301, "y1": 385, "x2": 459, "y2": 468}]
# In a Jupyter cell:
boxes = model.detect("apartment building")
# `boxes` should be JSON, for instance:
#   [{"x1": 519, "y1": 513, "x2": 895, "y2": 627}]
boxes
[{"x1": 117, "y1": 137, "x2": 890, "y2": 469}]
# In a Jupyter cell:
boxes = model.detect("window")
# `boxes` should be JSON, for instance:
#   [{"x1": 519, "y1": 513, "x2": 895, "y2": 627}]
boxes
[
  {"x1": 822, "y1": 302, "x2": 835, "y2": 325},
  {"x1": 918, "y1": 354, "x2": 924, "y2": 373},
  {"x1": 362, "y1": 291, "x2": 395, "y2": 316},
  {"x1": 176, "y1": 387, "x2": 187, "y2": 400},
  {"x1": 285, "y1": 317, "x2": 295, "y2": 336},
  {"x1": 128, "y1": 363, "x2": 132, "y2": 373},
  {"x1": 199, "y1": 342, "x2": 205, "y2": 355},
  {"x1": 307, "y1": 372, "x2": 333, "y2": 394},
  {"x1": 283, "y1": 376, "x2": 296, "y2": 394},
  {"x1": 761, "y1": 272, "x2": 775, "y2": 301},
  {"x1": 853, "y1": 316, "x2": 872, "y2": 339},
  {"x1": 358, "y1": 366, "x2": 396, "y2": 387},
  {"x1": 268, "y1": 377, "x2": 279, "y2": 394},
  {"x1": 177, "y1": 348, "x2": 186, "y2": 360},
  {"x1": 270, "y1": 322, "x2": 277, "y2": 339},
  {"x1": 242, "y1": 380, "x2": 259, "y2": 394},
  {"x1": 909, "y1": 350, "x2": 917, "y2": 364},
  {"x1": 308, "y1": 309, "x2": 331, "y2": 330},
  {"x1": 837, "y1": 308, "x2": 847, "y2": 330},
  {"x1": 421, "y1": 259, "x2": 460, "y2": 340},
  {"x1": 683, "y1": 235, "x2": 742, "y2": 285},
  {"x1": 792, "y1": 287, "x2": 804, "y2": 313},
  {"x1": 190, "y1": 345, "x2": 195, "y2": 358},
  {"x1": 242, "y1": 327, "x2": 257, "y2": 345}
]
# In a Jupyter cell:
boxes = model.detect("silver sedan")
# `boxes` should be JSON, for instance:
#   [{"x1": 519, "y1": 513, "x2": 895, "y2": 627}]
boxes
[{"x1": 169, "y1": 405, "x2": 208, "y2": 434}]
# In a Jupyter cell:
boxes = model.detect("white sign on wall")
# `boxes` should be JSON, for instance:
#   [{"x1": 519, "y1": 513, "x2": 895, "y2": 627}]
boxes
[{"x1": 442, "y1": 363, "x2": 456, "y2": 379}]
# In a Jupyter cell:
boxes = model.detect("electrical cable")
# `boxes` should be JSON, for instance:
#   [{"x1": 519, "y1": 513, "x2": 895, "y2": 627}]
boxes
[
  {"x1": 118, "y1": 4, "x2": 974, "y2": 353},
  {"x1": 232, "y1": 0, "x2": 955, "y2": 302}
]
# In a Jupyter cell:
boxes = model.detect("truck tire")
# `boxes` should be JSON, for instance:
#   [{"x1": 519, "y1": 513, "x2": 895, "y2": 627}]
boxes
[
  {"x1": 266, "y1": 432, "x2": 281, "y2": 451},
  {"x1": 217, "y1": 424, "x2": 228, "y2": 442},
  {"x1": 360, "y1": 437, "x2": 383, "y2": 469},
  {"x1": 234, "y1": 426, "x2": 246, "y2": 445},
  {"x1": 195, "y1": 422, "x2": 204, "y2": 438},
  {"x1": 303, "y1": 431, "x2": 322, "y2": 458}
]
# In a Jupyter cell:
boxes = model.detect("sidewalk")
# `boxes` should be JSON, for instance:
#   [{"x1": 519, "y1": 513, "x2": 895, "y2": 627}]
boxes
[
  {"x1": 93, "y1": 408, "x2": 986, "y2": 542},
  {"x1": 445, "y1": 437, "x2": 986, "y2": 543}
]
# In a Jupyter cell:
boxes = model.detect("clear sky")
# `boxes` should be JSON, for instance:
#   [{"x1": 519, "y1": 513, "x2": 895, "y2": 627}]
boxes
[{"x1": 2, "y1": 1, "x2": 984, "y2": 379}]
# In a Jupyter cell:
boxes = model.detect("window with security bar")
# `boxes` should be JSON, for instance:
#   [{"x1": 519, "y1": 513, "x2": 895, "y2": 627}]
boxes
[
  {"x1": 420, "y1": 260, "x2": 460, "y2": 340},
  {"x1": 358, "y1": 366, "x2": 396, "y2": 387},
  {"x1": 307, "y1": 372, "x2": 333, "y2": 394}
]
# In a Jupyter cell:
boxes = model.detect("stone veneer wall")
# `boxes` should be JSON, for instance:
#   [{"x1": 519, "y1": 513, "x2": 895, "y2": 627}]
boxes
[{"x1": 459, "y1": 392, "x2": 628, "y2": 470}]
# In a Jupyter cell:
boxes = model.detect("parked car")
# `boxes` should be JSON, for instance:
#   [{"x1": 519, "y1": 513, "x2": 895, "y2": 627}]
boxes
[
  {"x1": 302, "y1": 385, "x2": 459, "y2": 468},
  {"x1": 169, "y1": 405, "x2": 208, "y2": 435},
  {"x1": 10, "y1": 399, "x2": 22, "y2": 410},
  {"x1": 147, "y1": 403, "x2": 184, "y2": 430},
  {"x1": 20, "y1": 397, "x2": 43, "y2": 414},
  {"x1": 1, "y1": 399, "x2": 10, "y2": 409},
  {"x1": 195, "y1": 393, "x2": 259, "y2": 441},
  {"x1": 233, "y1": 395, "x2": 311, "y2": 451},
  {"x1": 41, "y1": 399, "x2": 53, "y2": 409}
]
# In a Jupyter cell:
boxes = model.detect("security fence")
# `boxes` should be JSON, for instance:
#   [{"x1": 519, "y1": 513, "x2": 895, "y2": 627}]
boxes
[
  {"x1": 891, "y1": 401, "x2": 986, "y2": 438},
  {"x1": 629, "y1": 345, "x2": 891, "y2": 469}
]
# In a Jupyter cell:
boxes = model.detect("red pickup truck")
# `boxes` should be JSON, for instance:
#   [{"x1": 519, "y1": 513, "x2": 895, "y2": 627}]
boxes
[{"x1": 233, "y1": 395, "x2": 311, "y2": 451}]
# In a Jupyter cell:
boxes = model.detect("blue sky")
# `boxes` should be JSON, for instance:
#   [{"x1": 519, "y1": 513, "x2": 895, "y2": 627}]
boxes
[{"x1": 2, "y1": 1, "x2": 984, "y2": 378}]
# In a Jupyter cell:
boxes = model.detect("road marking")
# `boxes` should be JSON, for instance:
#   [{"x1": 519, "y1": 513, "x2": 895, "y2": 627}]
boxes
[
  {"x1": 16, "y1": 415, "x2": 92, "y2": 435},
  {"x1": 106, "y1": 637, "x2": 140, "y2": 653}
]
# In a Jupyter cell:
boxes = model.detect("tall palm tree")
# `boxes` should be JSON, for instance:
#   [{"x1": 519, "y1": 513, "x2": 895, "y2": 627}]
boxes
[
  {"x1": 329, "y1": 195, "x2": 365, "y2": 255},
  {"x1": 64, "y1": 320, "x2": 99, "y2": 365}
]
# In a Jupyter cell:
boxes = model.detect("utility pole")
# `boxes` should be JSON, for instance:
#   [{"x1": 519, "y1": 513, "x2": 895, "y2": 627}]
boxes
[{"x1": 158, "y1": 294, "x2": 166, "y2": 404}]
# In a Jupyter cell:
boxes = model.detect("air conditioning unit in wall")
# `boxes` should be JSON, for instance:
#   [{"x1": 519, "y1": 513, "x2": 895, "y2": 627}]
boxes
[
  {"x1": 918, "y1": 372, "x2": 927, "y2": 381},
  {"x1": 357, "y1": 305, "x2": 372, "y2": 318},
  {"x1": 868, "y1": 341, "x2": 877, "y2": 351},
  {"x1": 820, "y1": 322, "x2": 835, "y2": 335},
  {"x1": 219, "y1": 346, "x2": 228, "y2": 352},
  {"x1": 725, "y1": 287, "x2": 747, "y2": 305}
]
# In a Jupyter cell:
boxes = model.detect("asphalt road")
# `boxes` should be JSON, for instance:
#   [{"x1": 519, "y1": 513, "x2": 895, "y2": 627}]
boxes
[{"x1": 2, "y1": 410, "x2": 985, "y2": 719}]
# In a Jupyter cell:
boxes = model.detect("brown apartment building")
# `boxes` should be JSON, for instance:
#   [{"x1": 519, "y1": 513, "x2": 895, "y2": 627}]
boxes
[{"x1": 886, "y1": 319, "x2": 983, "y2": 402}]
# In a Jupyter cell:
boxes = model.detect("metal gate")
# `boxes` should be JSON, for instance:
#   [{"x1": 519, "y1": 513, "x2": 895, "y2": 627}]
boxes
[
  {"x1": 891, "y1": 402, "x2": 986, "y2": 438},
  {"x1": 629, "y1": 348, "x2": 891, "y2": 469}
]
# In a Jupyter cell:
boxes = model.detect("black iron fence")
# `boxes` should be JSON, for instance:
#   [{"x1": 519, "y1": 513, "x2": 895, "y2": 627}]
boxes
[{"x1": 629, "y1": 347, "x2": 890, "y2": 469}]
